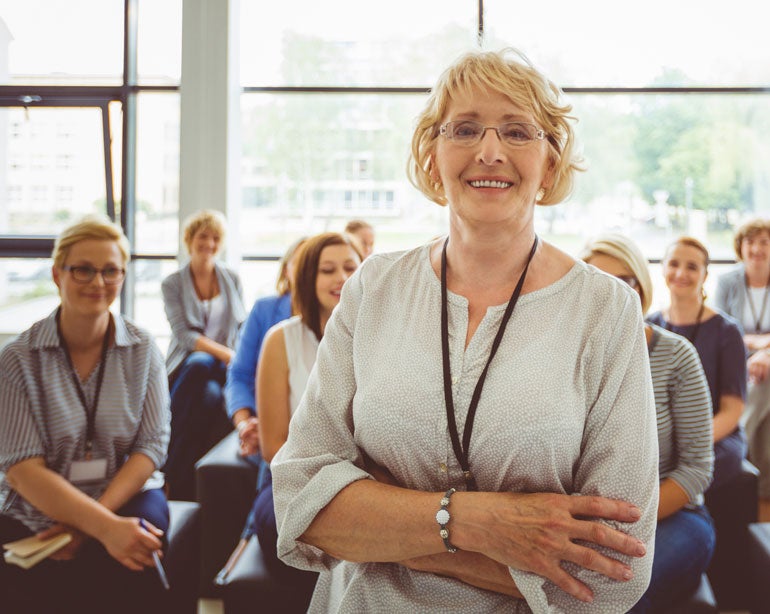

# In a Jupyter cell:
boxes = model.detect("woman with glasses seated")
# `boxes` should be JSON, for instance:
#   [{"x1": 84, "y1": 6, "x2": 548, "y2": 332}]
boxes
[
  {"x1": 647, "y1": 237, "x2": 747, "y2": 492},
  {"x1": 161, "y1": 209, "x2": 246, "y2": 500},
  {"x1": 0, "y1": 215, "x2": 170, "y2": 614},
  {"x1": 582, "y1": 233, "x2": 715, "y2": 613},
  {"x1": 270, "y1": 49, "x2": 658, "y2": 612}
]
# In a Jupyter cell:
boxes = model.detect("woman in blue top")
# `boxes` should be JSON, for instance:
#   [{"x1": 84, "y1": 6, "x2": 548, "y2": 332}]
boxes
[
  {"x1": 161, "y1": 209, "x2": 246, "y2": 500},
  {"x1": 225, "y1": 237, "x2": 306, "y2": 459},
  {"x1": 648, "y1": 236, "x2": 747, "y2": 491}
]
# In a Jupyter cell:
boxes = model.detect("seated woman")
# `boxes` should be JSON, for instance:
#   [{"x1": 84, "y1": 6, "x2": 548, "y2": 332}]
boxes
[
  {"x1": 582, "y1": 233, "x2": 715, "y2": 613},
  {"x1": 161, "y1": 209, "x2": 246, "y2": 500},
  {"x1": 0, "y1": 215, "x2": 170, "y2": 614},
  {"x1": 648, "y1": 236, "x2": 747, "y2": 491},
  {"x1": 225, "y1": 237, "x2": 306, "y2": 461},
  {"x1": 344, "y1": 219, "x2": 375, "y2": 259},
  {"x1": 248, "y1": 232, "x2": 361, "y2": 608},
  {"x1": 714, "y1": 217, "x2": 770, "y2": 520},
  {"x1": 270, "y1": 49, "x2": 658, "y2": 612}
]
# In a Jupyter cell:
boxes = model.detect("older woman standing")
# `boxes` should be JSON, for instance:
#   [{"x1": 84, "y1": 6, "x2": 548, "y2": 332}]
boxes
[
  {"x1": 271, "y1": 49, "x2": 658, "y2": 613},
  {"x1": 714, "y1": 218, "x2": 770, "y2": 520},
  {"x1": 162, "y1": 209, "x2": 245, "y2": 500},
  {"x1": 0, "y1": 216, "x2": 170, "y2": 613},
  {"x1": 583, "y1": 234, "x2": 715, "y2": 613}
]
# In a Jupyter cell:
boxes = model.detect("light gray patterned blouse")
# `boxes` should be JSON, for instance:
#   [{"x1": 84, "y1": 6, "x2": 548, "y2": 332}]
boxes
[{"x1": 272, "y1": 243, "x2": 659, "y2": 613}]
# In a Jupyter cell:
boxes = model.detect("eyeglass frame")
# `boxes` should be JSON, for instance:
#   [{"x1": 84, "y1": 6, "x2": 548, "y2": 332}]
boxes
[
  {"x1": 613, "y1": 274, "x2": 639, "y2": 289},
  {"x1": 439, "y1": 120, "x2": 547, "y2": 147},
  {"x1": 61, "y1": 264, "x2": 126, "y2": 285}
]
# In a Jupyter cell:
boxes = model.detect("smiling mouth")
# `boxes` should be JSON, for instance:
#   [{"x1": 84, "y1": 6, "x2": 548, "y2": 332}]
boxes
[{"x1": 469, "y1": 180, "x2": 512, "y2": 189}]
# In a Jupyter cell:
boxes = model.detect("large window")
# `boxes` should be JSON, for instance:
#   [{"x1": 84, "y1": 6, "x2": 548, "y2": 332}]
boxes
[{"x1": 1, "y1": 1, "x2": 768, "y2": 341}]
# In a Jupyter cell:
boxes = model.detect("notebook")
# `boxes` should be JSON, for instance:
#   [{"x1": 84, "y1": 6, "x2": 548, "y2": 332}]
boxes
[{"x1": 3, "y1": 533, "x2": 73, "y2": 569}]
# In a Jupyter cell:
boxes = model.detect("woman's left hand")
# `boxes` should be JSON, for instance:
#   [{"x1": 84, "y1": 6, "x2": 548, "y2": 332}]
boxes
[{"x1": 36, "y1": 523, "x2": 86, "y2": 560}]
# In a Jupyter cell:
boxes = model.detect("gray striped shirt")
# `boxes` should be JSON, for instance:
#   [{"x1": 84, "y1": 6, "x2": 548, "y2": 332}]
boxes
[
  {"x1": 0, "y1": 309, "x2": 170, "y2": 532},
  {"x1": 647, "y1": 323, "x2": 714, "y2": 505}
]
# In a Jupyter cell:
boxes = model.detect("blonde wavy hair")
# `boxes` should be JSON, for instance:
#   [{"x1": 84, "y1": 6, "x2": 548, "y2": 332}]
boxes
[
  {"x1": 407, "y1": 48, "x2": 584, "y2": 207},
  {"x1": 52, "y1": 215, "x2": 130, "y2": 269}
]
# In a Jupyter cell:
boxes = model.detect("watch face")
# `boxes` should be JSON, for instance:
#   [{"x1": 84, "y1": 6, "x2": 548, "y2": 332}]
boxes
[{"x1": 436, "y1": 509, "x2": 451, "y2": 525}]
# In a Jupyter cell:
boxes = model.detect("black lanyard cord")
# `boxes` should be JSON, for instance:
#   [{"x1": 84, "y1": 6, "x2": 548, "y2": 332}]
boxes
[
  {"x1": 440, "y1": 235, "x2": 538, "y2": 491},
  {"x1": 744, "y1": 271, "x2": 770, "y2": 333},
  {"x1": 55, "y1": 308, "x2": 112, "y2": 455}
]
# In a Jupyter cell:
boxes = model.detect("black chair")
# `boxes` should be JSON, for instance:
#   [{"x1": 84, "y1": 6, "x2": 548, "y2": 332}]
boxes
[
  {"x1": 748, "y1": 522, "x2": 770, "y2": 614},
  {"x1": 195, "y1": 431, "x2": 260, "y2": 598},
  {"x1": 165, "y1": 500, "x2": 202, "y2": 614},
  {"x1": 704, "y1": 458, "x2": 759, "y2": 610},
  {"x1": 661, "y1": 574, "x2": 718, "y2": 614}
]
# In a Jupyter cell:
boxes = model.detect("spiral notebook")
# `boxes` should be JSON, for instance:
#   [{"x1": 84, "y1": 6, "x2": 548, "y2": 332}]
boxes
[{"x1": 3, "y1": 533, "x2": 72, "y2": 569}]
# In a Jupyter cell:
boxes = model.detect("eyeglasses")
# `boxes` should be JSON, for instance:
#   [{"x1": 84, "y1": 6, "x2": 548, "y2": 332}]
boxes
[
  {"x1": 62, "y1": 265, "x2": 126, "y2": 285},
  {"x1": 439, "y1": 120, "x2": 547, "y2": 147},
  {"x1": 614, "y1": 275, "x2": 639, "y2": 289}
]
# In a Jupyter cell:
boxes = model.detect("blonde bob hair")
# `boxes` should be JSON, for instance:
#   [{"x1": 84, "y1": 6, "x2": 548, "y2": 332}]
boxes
[
  {"x1": 183, "y1": 209, "x2": 226, "y2": 254},
  {"x1": 52, "y1": 215, "x2": 130, "y2": 269},
  {"x1": 579, "y1": 233, "x2": 653, "y2": 315},
  {"x1": 733, "y1": 218, "x2": 770, "y2": 261},
  {"x1": 407, "y1": 48, "x2": 584, "y2": 207}
]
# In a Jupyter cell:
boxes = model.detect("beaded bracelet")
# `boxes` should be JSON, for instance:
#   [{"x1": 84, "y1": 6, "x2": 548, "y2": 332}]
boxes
[{"x1": 435, "y1": 487, "x2": 458, "y2": 553}]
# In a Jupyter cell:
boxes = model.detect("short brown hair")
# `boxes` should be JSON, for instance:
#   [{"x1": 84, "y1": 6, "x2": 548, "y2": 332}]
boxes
[
  {"x1": 52, "y1": 215, "x2": 130, "y2": 269},
  {"x1": 733, "y1": 218, "x2": 770, "y2": 260},
  {"x1": 182, "y1": 209, "x2": 226, "y2": 254},
  {"x1": 407, "y1": 48, "x2": 584, "y2": 207},
  {"x1": 344, "y1": 219, "x2": 373, "y2": 234},
  {"x1": 292, "y1": 232, "x2": 362, "y2": 340}
]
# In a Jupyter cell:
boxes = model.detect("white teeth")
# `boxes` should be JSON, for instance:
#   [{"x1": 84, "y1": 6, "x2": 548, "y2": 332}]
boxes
[{"x1": 469, "y1": 180, "x2": 512, "y2": 188}]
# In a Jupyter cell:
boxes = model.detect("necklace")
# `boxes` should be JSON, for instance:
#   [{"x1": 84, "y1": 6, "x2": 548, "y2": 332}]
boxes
[
  {"x1": 664, "y1": 301, "x2": 705, "y2": 344},
  {"x1": 440, "y1": 235, "x2": 538, "y2": 491},
  {"x1": 744, "y1": 271, "x2": 770, "y2": 333}
]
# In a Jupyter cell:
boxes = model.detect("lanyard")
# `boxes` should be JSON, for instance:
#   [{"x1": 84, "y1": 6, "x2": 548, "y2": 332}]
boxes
[
  {"x1": 55, "y1": 308, "x2": 112, "y2": 458},
  {"x1": 440, "y1": 235, "x2": 538, "y2": 491},
  {"x1": 664, "y1": 301, "x2": 704, "y2": 344},
  {"x1": 744, "y1": 272, "x2": 770, "y2": 333}
]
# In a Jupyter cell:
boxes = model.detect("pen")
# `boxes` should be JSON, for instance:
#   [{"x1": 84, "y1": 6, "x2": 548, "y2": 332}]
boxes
[{"x1": 139, "y1": 518, "x2": 171, "y2": 591}]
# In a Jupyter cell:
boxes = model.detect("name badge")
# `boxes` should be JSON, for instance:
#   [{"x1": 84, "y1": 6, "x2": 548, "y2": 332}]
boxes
[{"x1": 69, "y1": 458, "x2": 108, "y2": 484}]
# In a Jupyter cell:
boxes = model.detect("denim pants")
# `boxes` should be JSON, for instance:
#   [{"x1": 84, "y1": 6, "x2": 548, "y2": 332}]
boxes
[
  {"x1": 629, "y1": 505, "x2": 715, "y2": 613},
  {"x1": 164, "y1": 351, "x2": 231, "y2": 500},
  {"x1": 0, "y1": 489, "x2": 169, "y2": 614}
]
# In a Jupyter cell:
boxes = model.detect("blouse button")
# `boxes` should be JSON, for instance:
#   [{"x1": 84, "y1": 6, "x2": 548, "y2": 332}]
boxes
[{"x1": 439, "y1": 463, "x2": 448, "y2": 472}]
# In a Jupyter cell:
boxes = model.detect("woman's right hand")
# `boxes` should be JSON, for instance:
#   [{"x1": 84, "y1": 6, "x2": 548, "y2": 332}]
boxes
[
  {"x1": 101, "y1": 517, "x2": 163, "y2": 571},
  {"x1": 237, "y1": 416, "x2": 260, "y2": 456},
  {"x1": 748, "y1": 350, "x2": 770, "y2": 384},
  {"x1": 454, "y1": 491, "x2": 646, "y2": 604}
]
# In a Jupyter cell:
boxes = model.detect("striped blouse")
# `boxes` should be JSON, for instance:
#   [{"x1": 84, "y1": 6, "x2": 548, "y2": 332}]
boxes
[
  {"x1": 647, "y1": 323, "x2": 714, "y2": 504},
  {"x1": 0, "y1": 309, "x2": 170, "y2": 532}
]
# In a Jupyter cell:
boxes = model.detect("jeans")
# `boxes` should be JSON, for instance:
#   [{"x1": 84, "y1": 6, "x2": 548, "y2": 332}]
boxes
[
  {"x1": 629, "y1": 505, "x2": 715, "y2": 613},
  {"x1": 164, "y1": 351, "x2": 232, "y2": 500},
  {"x1": 0, "y1": 489, "x2": 169, "y2": 614}
]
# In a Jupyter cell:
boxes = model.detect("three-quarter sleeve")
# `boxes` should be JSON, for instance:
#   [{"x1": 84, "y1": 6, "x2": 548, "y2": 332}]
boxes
[
  {"x1": 130, "y1": 338, "x2": 171, "y2": 468},
  {"x1": 663, "y1": 340, "x2": 714, "y2": 501},
  {"x1": 272, "y1": 267, "x2": 371, "y2": 572},
  {"x1": 161, "y1": 272, "x2": 202, "y2": 353},
  {"x1": 0, "y1": 354, "x2": 44, "y2": 472},
  {"x1": 509, "y1": 291, "x2": 660, "y2": 612}
]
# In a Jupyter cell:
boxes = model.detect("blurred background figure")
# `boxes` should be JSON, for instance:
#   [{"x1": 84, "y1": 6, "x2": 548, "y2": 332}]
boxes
[
  {"x1": 714, "y1": 218, "x2": 770, "y2": 521},
  {"x1": 344, "y1": 219, "x2": 375, "y2": 259},
  {"x1": 582, "y1": 233, "x2": 715, "y2": 613},
  {"x1": 161, "y1": 209, "x2": 245, "y2": 501},
  {"x1": 648, "y1": 236, "x2": 746, "y2": 492},
  {"x1": 225, "y1": 237, "x2": 306, "y2": 462}
]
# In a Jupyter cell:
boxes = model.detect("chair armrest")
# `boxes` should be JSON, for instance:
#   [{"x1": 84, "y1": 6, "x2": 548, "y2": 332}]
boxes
[{"x1": 195, "y1": 430, "x2": 259, "y2": 596}]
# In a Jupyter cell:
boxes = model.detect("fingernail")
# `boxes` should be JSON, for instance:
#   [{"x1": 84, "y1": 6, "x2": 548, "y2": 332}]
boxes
[
  {"x1": 628, "y1": 506, "x2": 641, "y2": 520},
  {"x1": 636, "y1": 542, "x2": 646, "y2": 556},
  {"x1": 581, "y1": 591, "x2": 594, "y2": 603},
  {"x1": 622, "y1": 568, "x2": 633, "y2": 581}
]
